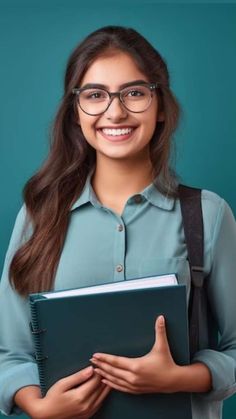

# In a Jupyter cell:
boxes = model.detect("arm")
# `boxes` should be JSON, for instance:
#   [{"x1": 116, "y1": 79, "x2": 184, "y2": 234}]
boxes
[
  {"x1": 0, "y1": 207, "x2": 110, "y2": 417},
  {"x1": 0, "y1": 206, "x2": 40, "y2": 415},
  {"x1": 192, "y1": 198, "x2": 236, "y2": 401},
  {"x1": 14, "y1": 367, "x2": 110, "y2": 419}
]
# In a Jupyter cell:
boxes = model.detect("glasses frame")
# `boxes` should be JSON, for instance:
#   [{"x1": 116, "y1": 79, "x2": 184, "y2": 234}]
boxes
[{"x1": 72, "y1": 82, "x2": 159, "y2": 116}]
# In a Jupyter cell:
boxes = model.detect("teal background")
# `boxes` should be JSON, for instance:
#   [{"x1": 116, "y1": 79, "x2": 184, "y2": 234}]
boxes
[{"x1": 0, "y1": 1, "x2": 235, "y2": 418}]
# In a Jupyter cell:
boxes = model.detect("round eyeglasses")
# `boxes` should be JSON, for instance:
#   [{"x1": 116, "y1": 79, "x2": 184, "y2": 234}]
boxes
[{"x1": 72, "y1": 82, "x2": 159, "y2": 116}]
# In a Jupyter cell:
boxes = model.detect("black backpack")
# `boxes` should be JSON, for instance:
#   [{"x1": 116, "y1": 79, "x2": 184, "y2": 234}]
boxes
[{"x1": 179, "y1": 185, "x2": 209, "y2": 357}]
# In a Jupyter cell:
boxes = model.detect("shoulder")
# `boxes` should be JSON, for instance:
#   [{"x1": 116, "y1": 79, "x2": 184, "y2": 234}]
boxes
[
  {"x1": 177, "y1": 186, "x2": 227, "y2": 222},
  {"x1": 14, "y1": 204, "x2": 28, "y2": 225},
  {"x1": 4, "y1": 204, "x2": 32, "y2": 262},
  {"x1": 200, "y1": 189, "x2": 236, "y2": 245},
  {"x1": 201, "y1": 189, "x2": 225, "y2": 217},
  {"x1": 12, "y1": 204, "x2": 31, "y2": 240},
  {"x1": 178, "y1": 186, "x2": 235, "y2": 245},
  {"x1": 201, "y1": 189, "x2": 234, "y2": 220}
]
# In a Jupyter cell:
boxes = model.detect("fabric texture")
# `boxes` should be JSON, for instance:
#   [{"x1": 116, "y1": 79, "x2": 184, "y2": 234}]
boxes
[{"x1": 0, "y1": 176, "x2": 236, "y2": 418}]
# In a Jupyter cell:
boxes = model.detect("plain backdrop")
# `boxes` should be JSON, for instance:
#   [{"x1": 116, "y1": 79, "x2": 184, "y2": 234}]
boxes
[{"x1": 0, "y1": 1, "x2": 235, "y2": 418}]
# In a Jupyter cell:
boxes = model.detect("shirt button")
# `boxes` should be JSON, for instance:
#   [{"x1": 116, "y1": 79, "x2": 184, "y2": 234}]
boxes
[
  {"x1": 133, "y1": 194, "x2": 142, "y2": 204},
  {"x1": 117, "y1": 224, "x2": 124, "y2": 232},
  {"x1": 116, "y1": 264, "x2": 123, "y2": 273}
]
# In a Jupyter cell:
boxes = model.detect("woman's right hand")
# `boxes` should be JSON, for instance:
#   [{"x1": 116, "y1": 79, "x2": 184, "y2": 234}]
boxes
[{"x1": 15, "y1": 366, "x2": 111, "y2": 419}]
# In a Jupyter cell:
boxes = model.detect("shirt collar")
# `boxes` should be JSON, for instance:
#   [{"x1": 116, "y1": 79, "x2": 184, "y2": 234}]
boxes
[
  {"x1": 70, "y1": 173, "x2": 175, "y2": 212},
  {"x1": 70, "y1": 171, "x2": 98, "y2": 211},
  {"x1": 140, "y1": 181, "x2": 175, "y2": 211}
]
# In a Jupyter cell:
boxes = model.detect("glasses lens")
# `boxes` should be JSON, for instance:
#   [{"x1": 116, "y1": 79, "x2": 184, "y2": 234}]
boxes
[
  {"x1": 79, "y1": 88, "x2": 109, "y2": 115},
  {"x1": 121, "y1": 85, "x2": 152, "y2": 112}
]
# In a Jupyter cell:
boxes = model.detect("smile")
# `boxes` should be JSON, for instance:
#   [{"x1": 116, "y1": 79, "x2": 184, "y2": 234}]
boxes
[{"x1": 101, "y1": 127, "x2": 134, "y2": 136}]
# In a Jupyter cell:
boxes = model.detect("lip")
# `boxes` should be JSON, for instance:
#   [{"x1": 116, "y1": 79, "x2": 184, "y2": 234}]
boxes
[
  {"x1": 97, "y1": 125, "x2": 137, "y2": 129},
  {"x1": 97, "y1": 126, "x2": 137, "y2": 142}
]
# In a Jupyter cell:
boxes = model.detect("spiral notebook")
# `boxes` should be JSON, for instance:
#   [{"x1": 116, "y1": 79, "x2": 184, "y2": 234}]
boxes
[{"x1": 29, "y1": 274, "x2": 192, "y2": 419}]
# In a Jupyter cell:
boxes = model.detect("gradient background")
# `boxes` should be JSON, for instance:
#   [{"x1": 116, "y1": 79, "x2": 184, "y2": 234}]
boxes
[{"x1": 0, "y1": 0, "x2": 235, "y2": 417}]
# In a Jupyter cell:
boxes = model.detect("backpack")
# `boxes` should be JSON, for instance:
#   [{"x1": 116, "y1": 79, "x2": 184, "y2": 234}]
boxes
[{"x1": 179, "y1": 185, "x2": 209, "y2": 357}]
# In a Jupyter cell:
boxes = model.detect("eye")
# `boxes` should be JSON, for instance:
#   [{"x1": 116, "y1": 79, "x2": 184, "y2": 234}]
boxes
[
  {"x1": 81, "y1": 89, "x2": 108, "y2": 101},
  {"x1": 122, "y1": 86, "x2": 148, "y2": 100},
  {"x1": 89, "y1": 92, "x2": 102, "y2": 99},
  {"x1": 127, "y1": 89, "x2": 144, "y2": 97}
]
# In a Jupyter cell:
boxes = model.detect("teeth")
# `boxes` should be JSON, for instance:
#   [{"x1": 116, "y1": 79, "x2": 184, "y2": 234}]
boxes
[{"x1": 102, "y1": 128, "x2": 133, "y2": 136}]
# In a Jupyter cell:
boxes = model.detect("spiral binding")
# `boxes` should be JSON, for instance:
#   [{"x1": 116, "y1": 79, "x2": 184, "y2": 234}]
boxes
[{"x1": 30, "y1": 299, "x2": 48, "y2": 396}]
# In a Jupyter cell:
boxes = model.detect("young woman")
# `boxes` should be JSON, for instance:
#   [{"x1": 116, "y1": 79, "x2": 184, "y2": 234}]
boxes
[{"x1": 0, "y1": 26, "x2": 236, "y2": 419}]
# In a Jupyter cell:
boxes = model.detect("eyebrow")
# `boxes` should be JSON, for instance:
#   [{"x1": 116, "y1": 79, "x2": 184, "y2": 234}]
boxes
[{"x1": 80, "y1": 79, "x2": 149, "y2": 90}]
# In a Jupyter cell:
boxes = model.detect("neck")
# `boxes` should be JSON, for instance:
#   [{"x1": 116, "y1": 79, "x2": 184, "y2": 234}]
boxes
[{"x1": 92, "y1": 153, "x2": 153, "y2": 207}]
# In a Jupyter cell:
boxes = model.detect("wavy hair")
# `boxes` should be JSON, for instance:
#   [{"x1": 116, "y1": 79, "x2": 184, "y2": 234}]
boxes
[{"x1": 10, "y1": 26, "x2": 180, "y2": 295}]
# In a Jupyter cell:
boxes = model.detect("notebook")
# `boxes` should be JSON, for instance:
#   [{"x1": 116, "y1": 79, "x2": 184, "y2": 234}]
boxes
[{"x1": 29, "y1": 274, "x2": 192, "y2": 418}]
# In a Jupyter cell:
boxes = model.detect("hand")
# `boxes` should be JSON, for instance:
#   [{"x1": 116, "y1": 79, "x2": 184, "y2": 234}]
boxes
[
  {"x1": 90, "y1": 315, "x2": 181, "y2": 395},
  {"x1": 30, "y1": 366, "x2": 111, "y2": 419}
]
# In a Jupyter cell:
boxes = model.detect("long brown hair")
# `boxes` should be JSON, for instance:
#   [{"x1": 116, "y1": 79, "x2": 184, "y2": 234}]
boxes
[{"x1": 10, "y1": 26, "x2": 180, "y2": 296}]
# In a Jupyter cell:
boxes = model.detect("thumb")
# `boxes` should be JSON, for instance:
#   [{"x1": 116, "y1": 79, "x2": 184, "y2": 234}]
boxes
[{"x1": 153, "y1": 315, "x2": 171, "y2": 354}]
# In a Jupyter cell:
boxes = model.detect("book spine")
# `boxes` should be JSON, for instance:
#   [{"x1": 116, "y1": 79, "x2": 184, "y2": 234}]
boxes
[{"x1": 30, "y1": 300, "x2": 48, "y2": 396}]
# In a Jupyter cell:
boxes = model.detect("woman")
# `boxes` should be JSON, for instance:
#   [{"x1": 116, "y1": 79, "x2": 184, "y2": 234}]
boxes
[{"x1": 0, "y1": 26, "x2": 236, "y2": 419}]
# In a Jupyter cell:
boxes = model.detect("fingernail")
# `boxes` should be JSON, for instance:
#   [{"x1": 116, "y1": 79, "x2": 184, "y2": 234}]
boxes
[
  {"x1": 158, "y1": 315, "x2": 165, "y2": 325},
  {"x1": 93, "y1": 353, "x2": 101, "y2": 359}
]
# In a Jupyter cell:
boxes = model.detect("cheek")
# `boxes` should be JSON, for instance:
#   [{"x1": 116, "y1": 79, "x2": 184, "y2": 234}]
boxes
[
  {"x1": 142, "y1": 100, "x2": 158, "y2": 129},
  {"x1": 80, "y1": 126, "x2": 94, "y2": 147},
  {"x1": 78, "y1": 113, "x2": 97, "y2": 138},
  {"x1": 142, "y1": 112, "x2": 158, "y2": 137}
]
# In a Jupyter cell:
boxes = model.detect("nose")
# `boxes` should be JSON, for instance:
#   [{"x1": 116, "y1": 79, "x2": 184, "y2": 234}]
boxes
[{"x1": 105, "y1": 96, "x2": 128, "y2": 121}]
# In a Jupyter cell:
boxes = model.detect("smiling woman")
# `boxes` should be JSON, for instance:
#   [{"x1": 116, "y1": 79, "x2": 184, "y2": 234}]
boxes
[{"x1": 0, "y1": 26, "x2": 236, "y2": 419}]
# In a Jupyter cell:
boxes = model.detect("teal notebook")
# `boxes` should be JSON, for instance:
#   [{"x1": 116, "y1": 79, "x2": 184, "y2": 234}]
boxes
[{"x1": 29, "y1": 276, "x2": 192, "y2": 419}]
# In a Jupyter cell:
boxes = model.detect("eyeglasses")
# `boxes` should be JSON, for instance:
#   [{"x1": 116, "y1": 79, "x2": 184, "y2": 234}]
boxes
[{"x1": 72, "y1": 82, "x2": 159, "y2": 116}]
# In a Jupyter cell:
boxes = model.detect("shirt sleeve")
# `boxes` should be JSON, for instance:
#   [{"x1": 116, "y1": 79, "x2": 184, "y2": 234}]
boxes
[
  {"x1": 192, "y1": 197, "x2": 236, "y2": 401},
  {"x1": 0, "y1": 206, "x2": 40, "y2": 416}
]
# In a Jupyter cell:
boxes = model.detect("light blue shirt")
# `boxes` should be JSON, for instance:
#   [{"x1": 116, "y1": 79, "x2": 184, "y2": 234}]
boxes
[{"x1": 1, "y1": 177, "x2": 236, "y2": 418}]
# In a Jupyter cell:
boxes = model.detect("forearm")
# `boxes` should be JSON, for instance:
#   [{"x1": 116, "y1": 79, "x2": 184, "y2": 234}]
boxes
[
  {"x1": 14, "y1": 386, "x2": 44, "y2": 418},
  {"x1": 173, "y1": 362, "x2": 212, "y2": 393}
]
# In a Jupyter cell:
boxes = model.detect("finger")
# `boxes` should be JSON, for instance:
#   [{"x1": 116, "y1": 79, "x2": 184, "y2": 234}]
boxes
[
  {"x1": 73, "y1": 371, "x2": 104, "y2": 399},
  {"x1": 91, "y1": 358, "x2": 135, "y2": 383},
  {"x1": 70, "y1": 380, "x2": 108, "y2": 418},
  {"x1": 154, "y1": 315, "x2": 171, "y2": 354},
  {"x1": 101, "y1": 379, "x2": 140, "y2": 394},
  {"x1": 92, "y1": 384, "x2": 111, "y2": 409},
  {"x1": 94, "y1": 367, "x2": 137, "y2": 390},
  {"x1": 76, "y1": 378, "x2": 107, "y2": 407},
  {"x1": 56, "y1": 366, "x2": 94, "y2": 391},
  {"x1": 91, "y1": 353, "x2": 132, "y2": 370}
]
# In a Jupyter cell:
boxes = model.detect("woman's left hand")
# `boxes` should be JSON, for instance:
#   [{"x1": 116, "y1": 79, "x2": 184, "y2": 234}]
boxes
[{"x1": 90, "y1": 315, "x2": 181, "y2": 394}]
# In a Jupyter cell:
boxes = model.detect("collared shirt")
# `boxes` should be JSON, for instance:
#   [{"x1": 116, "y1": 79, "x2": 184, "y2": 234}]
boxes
[{"x1": 0, "y1": 176, "x2": 236, "y2": 418}]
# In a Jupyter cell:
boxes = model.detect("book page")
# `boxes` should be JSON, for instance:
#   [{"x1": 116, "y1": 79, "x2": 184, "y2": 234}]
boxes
[{"x1": 42, "y1": 274, "x2": 178, "y2": 299}]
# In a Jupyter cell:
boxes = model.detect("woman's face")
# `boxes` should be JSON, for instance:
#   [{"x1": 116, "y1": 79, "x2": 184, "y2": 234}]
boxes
[{"x1": 77, "y1": 51, "x2": 164, "y2": 163}]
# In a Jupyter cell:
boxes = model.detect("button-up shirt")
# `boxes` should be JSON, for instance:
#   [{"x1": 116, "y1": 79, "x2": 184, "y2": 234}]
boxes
[{"x1": 1, "y1": 176, "x2": 236, "y2": 418}]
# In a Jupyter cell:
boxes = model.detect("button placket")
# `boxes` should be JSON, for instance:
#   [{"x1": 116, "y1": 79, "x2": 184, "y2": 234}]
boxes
[
  {"x1": 117, "y1": 224, "x2": 124, "y2": 232},
  {"x1": 113, "y1": 217, "x2": 126, "y2": 281},
  {"x1": 116, "y1": 264, "x2": 123, "y2": 273}
]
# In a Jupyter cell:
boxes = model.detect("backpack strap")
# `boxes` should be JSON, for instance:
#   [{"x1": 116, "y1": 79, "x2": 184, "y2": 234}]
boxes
[{"x1": 178, "y1": 184, "x2": 205, "y2": 357}]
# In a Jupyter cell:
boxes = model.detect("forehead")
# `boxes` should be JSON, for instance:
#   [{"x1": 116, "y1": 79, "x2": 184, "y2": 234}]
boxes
[{"x1": 80, "y1": 51, "x2": 148, "y2": 88}]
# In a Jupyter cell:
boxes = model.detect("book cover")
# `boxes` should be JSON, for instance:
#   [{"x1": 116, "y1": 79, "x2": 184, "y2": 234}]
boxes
[{"x1": 29, "y1": 277, "x2": 192, "y2": 418}]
